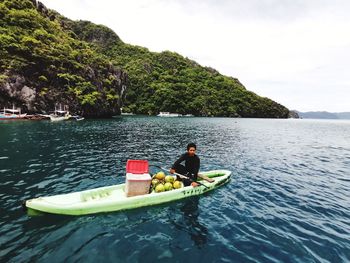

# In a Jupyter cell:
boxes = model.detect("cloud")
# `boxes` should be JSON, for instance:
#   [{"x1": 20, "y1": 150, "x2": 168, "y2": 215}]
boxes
[{"x1": 40, "y1": 0, "x2": 350, "y2": 111}]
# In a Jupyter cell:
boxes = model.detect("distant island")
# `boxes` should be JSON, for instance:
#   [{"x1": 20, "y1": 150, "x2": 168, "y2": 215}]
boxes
[
  {"x1": 0, "y1": 0, "x2": 290, "y2": 118},
  {"x1": 293, "y1": 111, "x2": 350, "y2": 120}
]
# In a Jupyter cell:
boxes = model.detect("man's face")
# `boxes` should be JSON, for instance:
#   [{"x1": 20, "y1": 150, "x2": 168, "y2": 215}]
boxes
[{"x1": 188, "y1": 147, "x2": 196, "y2": 156}]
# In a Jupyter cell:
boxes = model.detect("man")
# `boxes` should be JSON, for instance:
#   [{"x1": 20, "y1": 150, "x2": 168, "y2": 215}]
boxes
[{"x1": 170, "y1": 143, "x2": 200, "y2": 186}]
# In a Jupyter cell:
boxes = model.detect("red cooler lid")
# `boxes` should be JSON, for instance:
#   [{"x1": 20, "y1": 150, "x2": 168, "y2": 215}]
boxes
[{"x1": 126, "y1": 160, "x2": 149, "y2": 174}]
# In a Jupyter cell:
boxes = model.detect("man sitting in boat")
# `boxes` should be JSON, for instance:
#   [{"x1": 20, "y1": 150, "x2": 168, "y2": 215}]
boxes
[{"x1": 170, "y1": 143, "x2": 200, "y2": 187}]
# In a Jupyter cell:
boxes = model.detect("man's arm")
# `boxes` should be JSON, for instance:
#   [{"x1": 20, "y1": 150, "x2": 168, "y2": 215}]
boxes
[
  {"x1": 194, "y1": 157, "x2": 200, "y2": 175},
  {"x1": 170, "y1": 154, "x2": 186, "y2": 174}
]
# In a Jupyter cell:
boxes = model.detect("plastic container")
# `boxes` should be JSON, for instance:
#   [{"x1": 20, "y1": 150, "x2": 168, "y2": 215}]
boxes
[{"x1": 125, "y1": 173, "x2": 152, "y2": 197}]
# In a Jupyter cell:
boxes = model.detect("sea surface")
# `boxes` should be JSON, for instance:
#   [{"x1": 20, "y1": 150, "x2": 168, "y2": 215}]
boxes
[{"x1": 0, "y1": 117, "x2": 349, "y2": 263}]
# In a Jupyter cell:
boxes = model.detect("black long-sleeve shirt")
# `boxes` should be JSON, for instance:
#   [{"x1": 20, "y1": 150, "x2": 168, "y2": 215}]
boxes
[{"x1": 172, "y1": 153, "x2": 200, "y2": 176}]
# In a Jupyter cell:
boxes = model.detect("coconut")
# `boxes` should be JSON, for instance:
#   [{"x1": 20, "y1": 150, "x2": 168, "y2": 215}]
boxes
[
  {"x1": 164, "y1": 182, "x2": 173, "y2": 191},
  {"x1": 155, "y1": 183, "x2": 165, "y2": 193},
  {"x1": 173, "y1": 180, "x2": 182, "y2": 189},
  {"x1": 165, "y1": 175, "x2": 175, "y2": 183},
  {"x1": 155, "y1": 171, "x2": 166, "y2": 180},
  {"x1": 151, "y1": 178, "x2": 159, "y2": 186}
]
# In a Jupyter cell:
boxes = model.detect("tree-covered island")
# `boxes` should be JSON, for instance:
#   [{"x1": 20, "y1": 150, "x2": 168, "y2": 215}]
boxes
[{"x1": 0, "y1": 0, "x2": 290, "y2": 118}]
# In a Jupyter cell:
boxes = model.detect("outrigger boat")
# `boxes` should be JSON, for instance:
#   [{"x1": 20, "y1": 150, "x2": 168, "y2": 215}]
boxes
[
  {"x1": 23, "y1": 170, "x2": 231, "y2": 216},
  {"x1": 49, "y1": 104, "x2": 71, "y2": 122},
  {"x1": 157, "y1": 112, "x2": 182, "y2": 117},
  {"x1": 49, "y1": 110, "x2": 71, "y2": 122},
  {"x1": 47, "y1": 104, "x2": 85, "y2": 121},
  {"x1": 0, "y1": 106, "x2": 27, "y2": 120}
]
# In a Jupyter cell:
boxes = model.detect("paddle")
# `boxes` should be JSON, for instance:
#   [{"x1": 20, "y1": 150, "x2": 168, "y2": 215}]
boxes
[
  {"x1": 172, "y1": 171, "x2": 210, "y2": 190},
  {"x1": 150, "y1": 165, "x2": 214, "y2": 183},
  {"x1": 150, "y1": 165, "x2": 209, "y2": 189}
]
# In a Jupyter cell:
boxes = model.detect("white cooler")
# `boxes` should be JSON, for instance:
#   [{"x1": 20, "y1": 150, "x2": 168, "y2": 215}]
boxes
[{"x1": 125, "y1": 173, "x2": 151, "y2": 197}]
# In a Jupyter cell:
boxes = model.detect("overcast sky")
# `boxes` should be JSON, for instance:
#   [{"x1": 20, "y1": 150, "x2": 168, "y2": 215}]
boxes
[{"x1": 40, "y1": 0, "x2": 350, "y2": 112}]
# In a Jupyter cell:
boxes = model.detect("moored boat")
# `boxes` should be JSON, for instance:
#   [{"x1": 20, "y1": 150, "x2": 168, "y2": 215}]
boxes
[
  {"x1": 0, "y1": 106, "x2": 27, "y2": 120},
  {"x1": 157, "y1": 112, "x2": 182, "y2": 117},
  {"x1": 120, "y1": 107, "x2": 135, "y2": 116},
  {"x1": 49, "y1": 104, "x2": 71, "y2": 122},
  {"x1": 71, "y1": 115, "x2": 84, "y2": 121},
  {"x1": 49, "y1": 110, "x2": 71, "y2": 122},
  {"x1": 23, "y1": 170, "x2": 231, "y2": 216}
]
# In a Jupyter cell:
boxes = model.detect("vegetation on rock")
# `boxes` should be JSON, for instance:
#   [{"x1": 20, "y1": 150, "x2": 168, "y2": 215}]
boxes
[
  {"x1": 0, "y1": 0, "x2": 289, "y2": 118},
  {"x1": 0, "y1": 0, "x2": 127, "y2": 116}
]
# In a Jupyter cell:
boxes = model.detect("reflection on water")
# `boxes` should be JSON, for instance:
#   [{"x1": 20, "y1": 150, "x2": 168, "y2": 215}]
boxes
[{"x1": 172, "y1": 197, "x2": 208, "y2": 248}]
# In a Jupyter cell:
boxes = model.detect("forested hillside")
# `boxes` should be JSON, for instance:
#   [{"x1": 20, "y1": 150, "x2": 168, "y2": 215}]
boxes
[
  {"x1": 0, "y1": 0, "x2": 289, "y2": 118},
  {"x1": 0, "y1": 0, "x2": 127, "y2": 116}
]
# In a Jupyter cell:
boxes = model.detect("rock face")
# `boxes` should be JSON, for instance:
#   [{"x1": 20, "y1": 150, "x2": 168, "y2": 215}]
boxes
[
  {"x1": 0, "y1": 75, "x2": 35, "y2": 110},
  {"x1": 0, "y1": 70, "x2": 128, "y2": 117}
]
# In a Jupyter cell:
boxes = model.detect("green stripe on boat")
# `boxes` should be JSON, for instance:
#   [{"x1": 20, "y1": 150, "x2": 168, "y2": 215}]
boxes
[{"x1": 24, "y1": 170, "x2": 231, "y2": 216}]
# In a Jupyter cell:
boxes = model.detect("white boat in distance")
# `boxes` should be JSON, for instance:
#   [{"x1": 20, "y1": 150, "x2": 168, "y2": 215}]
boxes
[
  {"x1": 0, "y1": 106, "x2": 27, "y2": 120},
  {"x1": 49, "y1": 104, "x2": 71, "y2": 122},
  {"x1": 120, "y1": 108, "x2": 135, "y2": 116},
  {"x1": 71, "y1": 115, "x2": 85, "y2": 121},
  {"x1": 49, "y1": 110, "x2": 71, "y2": 122},
  {"x1": 157, "y1": 112, "x2": 182, "y2": 117}
]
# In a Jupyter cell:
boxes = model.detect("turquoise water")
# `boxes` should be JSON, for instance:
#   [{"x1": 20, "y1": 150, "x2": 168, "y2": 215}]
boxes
[{"x1": 0, "y1": 117, "x2": 349, "y2": 262}]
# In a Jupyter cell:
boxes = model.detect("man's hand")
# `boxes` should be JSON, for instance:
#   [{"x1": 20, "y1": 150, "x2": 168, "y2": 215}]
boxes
[
  {"x1": 191, "y1": 182, "x2": 199, "y2": 187},
  {"x1": 170, "y1": 168, "x2": 175, "y2": 174}
]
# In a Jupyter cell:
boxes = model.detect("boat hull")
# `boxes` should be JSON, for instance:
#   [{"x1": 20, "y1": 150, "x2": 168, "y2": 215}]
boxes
[
  {"x1": 0, "y1": 113, "x2": 27, "y2": 120},
  {"x1": 49, "y1": 115, "x2": 70, "y2": 122},
  {"x1": 24, "y1": 170, "x2": 231, "y2": 216}
]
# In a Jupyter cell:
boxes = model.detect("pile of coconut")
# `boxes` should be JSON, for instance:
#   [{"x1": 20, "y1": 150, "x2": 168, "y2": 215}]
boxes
[{"x1": 151, "y1": 171, "x2": 183, "y2": 193}]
